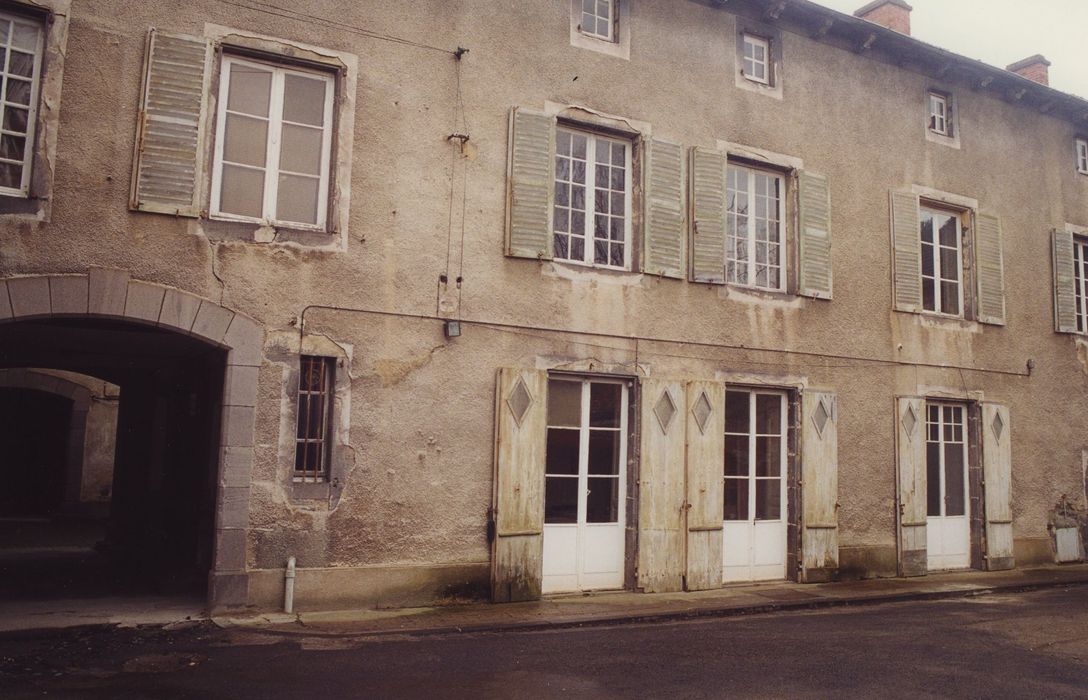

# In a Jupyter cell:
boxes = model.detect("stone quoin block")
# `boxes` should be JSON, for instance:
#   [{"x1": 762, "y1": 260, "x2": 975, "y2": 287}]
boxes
[
  {"x1": 0, "y1": 280, "x2": 11, "y2": 319},
  {"x1": 8, "y1": 276, "x2": 51, "y2": 318},
  {"x1": 221, "y1": 404, "x2": 257, "y2": 448},
  {"x1": 223, "y1": 314, "x2": 264, "y2": 367},
  {"x1": 87, "y1": 268, "x2": 130, "y2": 317},
  {"x1": 216, "y1": 486, "x2": 252, "y2": 530},
  {"x1": 214, "y1": 528, "x2": 248, "y2": 571},
  {"x1": 210, "y1": 572, "x2": 250, "y2": 610},
  {"x1": 158, "y1": 288, "x2": 202, "y2": 333},
  {"x1": 224, "y1": 365, "x2": 259, "y2": 408},
  {"x1": 220, "y1": 445, "x2": 254, "y2": 488},
  {"x1": 191, "y1": 300, "x2": 235, "y2": 344},
  {"x1": 49, "y1": 275, "x2": 88, "y2": 315},
  {"x1": 124, "y1": 281, "x2": 166, "y2": 324}
]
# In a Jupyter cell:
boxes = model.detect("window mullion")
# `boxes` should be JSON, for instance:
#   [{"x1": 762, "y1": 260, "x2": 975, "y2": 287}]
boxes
[
  {"x1": 748, "y1": 392, "x2": 756, "y2": 525},
  {"x1": 264, "y1": 69, "x2": 286, "y2": 222},
  {"x1": 747, "y1": 170, "x2": 757, "y2": 286},
  {"x1": 578, "y1": 381, "x2": 590, "y2": 526},
  {"x1": 584, "y1": 136, "x2": 596, "y2": 264}
]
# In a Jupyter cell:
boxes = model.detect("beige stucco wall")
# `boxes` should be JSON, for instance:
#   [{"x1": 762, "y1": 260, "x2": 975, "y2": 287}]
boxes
[{"x1": 2, "y1": 0, "x2": 1087, "y2": 608}]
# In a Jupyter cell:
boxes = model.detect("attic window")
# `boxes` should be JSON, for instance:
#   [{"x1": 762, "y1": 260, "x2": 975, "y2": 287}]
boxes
[
  {"x1": 579, "y1": 0, "x2": 615, "y2": 42},
  {"x1": 742, "y1": 34, "x2": 771, "y2": 85},
  {"x1": 928, "y1": 91, "x2": 952, "y2": 137},
  {"x1": 1076, "y1": 139, "x2": 1088, "y2": 175}
]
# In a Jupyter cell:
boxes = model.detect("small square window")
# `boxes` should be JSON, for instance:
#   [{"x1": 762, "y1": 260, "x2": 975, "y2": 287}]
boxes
[
  {"x1": 928, "y1": 91, "x2": 952, "y2": 137},
  {"x1": 742, "y1": 34, "x2": 771, "y2": 85},
  {"x1": 1076, "y1": 139, "x2": 1088, "y2": 175},
  {"x1": 294, "y1": 355, "x2": 334, "y2": 482},
  {"x1": 0, "y1": 11, "x2": 43, "y2": 197},
  {"x1": 552, "y1": 126, "x2": 632, "y2": 270},
  {"x1": 579, "y1": 0, "x2": 615, "y2": 42},
  {"x1": 211, "y1": 55, "x2": 336, "y2": 230}
]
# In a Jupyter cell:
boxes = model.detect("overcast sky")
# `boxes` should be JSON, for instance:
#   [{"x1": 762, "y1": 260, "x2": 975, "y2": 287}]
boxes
[{"x1": 811, "y1": 0, "x2": 1088, "y2": 98}]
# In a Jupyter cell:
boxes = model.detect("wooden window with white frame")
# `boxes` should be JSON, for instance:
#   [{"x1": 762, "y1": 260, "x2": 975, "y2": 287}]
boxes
[
  {"x1": 727, "y1": 162, "x2": 785, "y2": 291},
  {"x1": 294, "y1": 355, "x2": 334, "y2": 482},
  {"x1": 742, "y1": 34, "x2": 771, "y2": 85},
  {"x1": 553, "y1": 125, "x2": 632, "y2": 270},
  {"x1": 928, "y1": 91, "x2": 951, "y2": 137},
  {"x1": 1074, "y1": 236, "x2": 1088, "y2": 333},
  {"x1": 920, "y1": 204, "x2": 964, "y2": 316},
  {"x1": 1077, "y1": 139, "x2": 1088, "y2": 175},
  {"x1": 579, "y1": 0, "x2": 615, "y2": 42},
  {"x1": 0, "y1": 10, "x2": 42, "y2": 197},
  {"x1": 211, "y1": 55, "x2": 335, "y2": 230}
]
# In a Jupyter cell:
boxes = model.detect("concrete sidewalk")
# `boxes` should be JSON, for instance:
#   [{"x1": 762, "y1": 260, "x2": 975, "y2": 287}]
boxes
[{"x1": 216, "y1": 564, "x2": 1088, "y2": 638}]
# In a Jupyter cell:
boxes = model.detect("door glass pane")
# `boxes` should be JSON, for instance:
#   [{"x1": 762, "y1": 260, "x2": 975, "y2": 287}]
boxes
[
  {"x1": 725, "y1": 391, "x2": 750, "y2": 433},
  {"x1": 277, "y1": 173, "x2": 320, "y2": 225},
  {"x1": 755, "y1": 394, "x2": 781, "y2": 434},
  {"x1": 589, "y1": 383, "x2": 620, "y2": 428},
  {"x1": 755, "y1": 479, "x2": 781, "y2": 520},
  {"x1": 725, "y1": 478, "x2": 748, "y2": 521},
  {"x1": 219, "y1": 164, "x2": 265, "y2": 218},
  {"x1": 282, "y1": 73, "x2": 327, "y2": 126},
  {"x1": 586, "y1": 477, "x2": 618, "y2": 523},
  {"x1": 545, "y1": 477, "x2": 578, "y2": 524},
  {"x1": 545, "y1": 429, "x2": 579, "y2": 476},
  {"x1": 724, "y1": 435, "x2": 749, "y2": 476},
  {"x1": 755, "y1": 436, "x2": 780, "y2": 477},
  {"x1": 547, "y1": 380, "x2": 581, "y2": 427},
  {"x1": 926, "y1": 441, "x2": 941, "y2": 517},
  {"x1": 227, "y1": 62, "x2": 272, "y2": 117},
  {"x1": 944, "y1": 444, "x2": 966, "y2": 516},
  {"x1": 588, "y1": 430, "x2": 619, "y2": 475}
]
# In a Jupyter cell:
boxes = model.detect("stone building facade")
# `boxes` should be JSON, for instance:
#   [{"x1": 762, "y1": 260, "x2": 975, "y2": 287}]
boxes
[{"x1": 1, "y1": 0, "x2": 1087, "y2": 612}]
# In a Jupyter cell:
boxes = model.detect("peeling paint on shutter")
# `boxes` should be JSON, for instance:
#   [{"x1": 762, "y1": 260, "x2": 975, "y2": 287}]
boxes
[
  {"x1": 798, "y1": 172, "x2": 833, "y2": 299},
  {"x1": 637, "y1": 378, "x2": 686, "y2": 593},
  {"x1": 1053, "y1": 228, "x2": 1078, "y2": 333},
  {"x1": 643, "y1": 139, "x2": 685, "y2": 279},
  {"x1": 982, "y1": 403, "x2": 1014, "y2": 571},
  {"x1": 689, "y1": 147, "x2": 726, "y2": 284},
  {"x1": 801, "y1": 391, "x2": 838, "y2": 582},
  {"x1": 896, "y1": 396, "x2": 927, "y2": 577},
  {"x1": 684, "y1": 380, "x2": 724, "y2": 591},
  {"x1": 975, "y1": 213, "x2": 1006, "y2": 325},
  {"x1": 130, "y1": 30, "x2": 211, "y2": 217},
  {"x1": 891, "y1": 190, "x2": 922, "y2": 312},
  {"x1": 505, "y1": 108, "x2": 555, "y2": 260},
  {"x1": 491, "y1": 368, "x2": 547, "y2": 602}
]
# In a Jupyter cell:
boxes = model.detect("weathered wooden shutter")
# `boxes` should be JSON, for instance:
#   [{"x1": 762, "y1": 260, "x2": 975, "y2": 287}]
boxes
[
  {"x1": 891, "y1": 190, "x2": 922, "y2": 312},
  {"x1": 684, "y1": 380, "x2": 725, "y2": 591},
  {"x1": 896, "y1": 397, "x2": 927, "y2": 577},
  {"x1": 637, "y1": 378, "x2": 686, "y2": 593},
  {"x1": 798, "y1": 171, "x2": 833, "y2": 299},
  {"x1": 982, "y1": 403, "x2": 1014, "y2": 571},
  {"x1": 491, "y1": 368, "x2": 547, "y2": 602},
  {"x1": 1052, "y1": 228, "x2": 1078, "y2": 333},
  {"x1": 130, "y1": 30, "x2": 212, "y2": 217},
  {"x1": 643, "y1": 139, "x2": 685, "y2": 279},
  {"x1": 801, "y1": 391, "x2": 838, "y2": 582},
  {"x1": 689, "y1": 147, "x2": 726, "y2": 284},
  {"x1": 506, "y1": 108, "x2": 555, "y2": 260},
  {"x1": 974, "y1": 213, "x2": 1006, "y2": 325}
]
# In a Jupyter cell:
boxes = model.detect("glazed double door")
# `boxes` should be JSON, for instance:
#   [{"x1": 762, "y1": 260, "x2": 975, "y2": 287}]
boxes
[
  {"x1": 926, "y1": 403, "x2": 970, "y2": 570},
  {"x1": 542, "y1": 378, "x2": 628, "y2": 594}
]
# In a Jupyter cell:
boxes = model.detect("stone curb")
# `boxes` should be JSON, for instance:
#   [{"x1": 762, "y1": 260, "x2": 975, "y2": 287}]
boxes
[{"x1": 221, "y1": 574, "x2": 1088, "y2": 640}]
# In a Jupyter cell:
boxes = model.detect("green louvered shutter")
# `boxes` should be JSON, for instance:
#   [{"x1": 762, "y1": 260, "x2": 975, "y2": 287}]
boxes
[
  {"x1": 1053, "y1": 228, "x2": 1078, "y2": 333},
  {"x1": 891, "y1": 190, "x2": 922, "y2": 312},
  {"x1": 974, "y1": 213, "x2": 1006, "y2": 325},
  {"x1": 689, "y1": 147, "x2": 726, "y2": 284},
  {"x1": 130, "y1": 30, "x2": 211, "y2": 217},
  {"x1": 798, "y1": 171, "x2": 833, "y2": 299},
  {"x1": 643, "y1": 139, "x2": 685, "y2": 278},
  {"x1": 506, "y1": 108, "x2": 554, "y2": 260}
]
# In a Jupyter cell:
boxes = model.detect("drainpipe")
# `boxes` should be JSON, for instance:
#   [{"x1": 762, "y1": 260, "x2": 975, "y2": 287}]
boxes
[{"x1": 284, "y1": 556, "x2": 297, "y2": 614}]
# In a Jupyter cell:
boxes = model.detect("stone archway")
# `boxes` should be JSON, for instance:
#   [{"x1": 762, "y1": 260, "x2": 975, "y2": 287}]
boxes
[
  {"x1": 0, "y1": 268, "x2": 263, "y2": 610},
  {"x1": 0, "y1": 369, "x2": 95, "y2": 511}
]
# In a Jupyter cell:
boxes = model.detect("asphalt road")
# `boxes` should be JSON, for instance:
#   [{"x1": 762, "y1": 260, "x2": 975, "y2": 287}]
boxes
[{"x1": 3, "y1": 586, "x2": 1088, "y2": 699}]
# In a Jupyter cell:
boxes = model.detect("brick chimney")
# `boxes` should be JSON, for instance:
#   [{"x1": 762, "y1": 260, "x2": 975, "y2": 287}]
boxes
[
  {"x1": 854, "y1": 0, "x2": 912, "y2": 36},
  {"x1": 1006, "y1": 55, "x2": 1051, "y2": 86}
]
